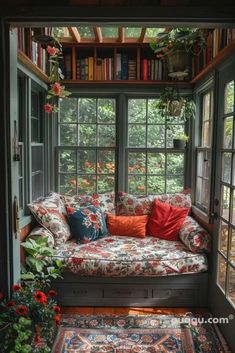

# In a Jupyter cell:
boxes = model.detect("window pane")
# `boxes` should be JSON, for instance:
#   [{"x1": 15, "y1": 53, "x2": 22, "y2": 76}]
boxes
[
  {"x1": 166, "y1": 125, "x2": 184, "y2": 148},
  {"x1": 145, "y1": 28, "x2": 163, "y2": 38},
  {"x1": 60, "y1": 98, "x2": 77, "y2": 123},
  {"x1": 217, "y1": 254, "x2": 227, "y2": 292},
  {"x1": 202, "y1": 121, "x2": 210, "y2": 147},
  {"x1": 222, "y1": 153, "x2": 232, "y2": 184},
  {"x1": 224, "y1": 117, "x2": 233, "y2": 149},
  {"x1": 78, "y1": 124, "x2": 96, "y2": 146},
  {"x1": 59, "y1": 174, "x2": 77, "y2": 195},
  {"x1": 128, "y1": 175, "x2": 146, "y2": 195},
  {"x1": 148, "y1": 99, "x2": 164, "y2": 124},
  {"x1": 98, "y1": 99, "x2": 115, "y2": 123},
  {"x1": 221, "y1": 185, "x2": 231, "y2": 221},
  {"x1": 128, "y1": 99, "x2": 146, "y2": 123},
  {"x1": 147, "y1": 125, "x2": 165, "y2": 148},
  {"x1": 196, "y1": 178, "x2": 202, "y2": 204},
  {"x1": 32, "y1": 173, "x2": 43, "y2": 201},
  {"x1": 78, "y1": 150, "x2": 96, "y2": 174},
  {"x1": 147, "y1": 153, "x2": 165, "y2": 174},
  {"x1": 219, "y1": 221, "x2": 229, "y2": 257},
  {"x1": 59, "y1": 150, "x2": 76, "y2": 173},
  {"x1": 31, "y1": 91, "x2": 39, "y2": 117},
  {"x1": 224, "y1": 81, "x2": 234, "y2": 114},
  {"x1": 98, "y1": 125, "x2": 116, "y2": 147},
  {"x1": 233, "y1": 154, "x2": 235, "y2": 186},
  {"x1": 60, "y1": 124, "x2": 77, "y2": 145},
  {"x1": 147, "y1": 176, "x2": 165, "y2": 194},
  {"x1": 98, "y1": 175, "x2": 115, "y2": 193},
  {"x1": 201, "y1": 179, "x2": 209, "y2": 209},
  {"x1": 78, "y1": 175, "x2": 96, "y2": 194},
  {"x1": 167, "y1": 153, "x2": 184, "y2": 175},
  {"x1": 128, "y1": 152, "x2": 146, "y2": 174},
  {"x1": 32, "y1": 146, "x2": 43, "y2": 173},
  {"x1": 101, "y1": 27, "x2": 118, "y2": 38},
  {"x1": 166, "y1": 176, "x2": 184, "y2": 193},
  {"x1": 228, "y1": 265, "x2": 235, "y2": 306},
  {"x1": 232, "y1": 191, "x2": 235, "y2": 226},
  {"x1": 98, "y1": 150, "x2": 115, "y2": 174},
  {"x1": 128, "y1": 125, "x2": 146, "y2": 147},
  {"x1": 31, "y1": 118, "x2": 40, "y2": 142},
  {"x1": 202, "y1": 92, "x2": 210, "y2": 121},
  {"x1": 229, "y1": 228, "x2": 235, "y2": 265},
  {"x1": 78, "y1": 98, "x2": 96, "y2": 123},
  {"x1": 77, "y1": 26, "x2": 94, "y2": 38},
  {"x1": 125, "y1": 27, "x2": 142, "y2": 37}
]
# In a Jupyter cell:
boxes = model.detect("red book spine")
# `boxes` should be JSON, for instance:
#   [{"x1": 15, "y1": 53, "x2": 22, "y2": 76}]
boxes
[{"x1": 143, "y1": 59, "x2": 148, "y2": 80}]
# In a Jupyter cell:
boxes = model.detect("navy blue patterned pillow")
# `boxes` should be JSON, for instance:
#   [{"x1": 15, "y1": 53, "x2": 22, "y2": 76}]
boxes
[{"x1": 66, "y1": 205, "x2": 108, "y2": 243}]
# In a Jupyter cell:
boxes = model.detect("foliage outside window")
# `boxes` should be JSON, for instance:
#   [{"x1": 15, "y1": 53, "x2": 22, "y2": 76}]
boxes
[
  {"x1": 195, "y1": 90, "x2": 213, "y2": 213},
  {"x1": 127, "y1": 98, "x2": 185, "y2": 195},
  {"x1": 217, "y1": 80, "x2": 235, "y2": 308},
  {"x1": 58, "y1": 97, "x2": 116, "y2": 195}
]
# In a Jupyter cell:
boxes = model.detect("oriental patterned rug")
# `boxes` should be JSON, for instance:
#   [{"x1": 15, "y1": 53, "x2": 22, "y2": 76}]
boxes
[{"x1": 52, "y1": 314, "x2": 231, "y2": 353}]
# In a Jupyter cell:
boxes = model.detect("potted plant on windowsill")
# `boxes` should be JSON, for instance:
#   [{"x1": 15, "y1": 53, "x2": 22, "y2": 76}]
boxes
[
  {"x1": 173, "y1": 133, "x2": 189, "y2": 148},
  {"x1": 150, "y1": 27, "x2": 207, "y2": 79}
]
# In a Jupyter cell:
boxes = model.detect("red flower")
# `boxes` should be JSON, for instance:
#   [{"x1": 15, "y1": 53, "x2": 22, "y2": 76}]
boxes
[
  {"x1": 0, "y1": 292, "x2": 4, "y2": 300},
  {"x1": 53, "y1": 314, "x2": 61, "y2": 325},
  {"x1": 48, "y1": 289, "x2": 57, "y2": 297},
  {"x1": 46, "y1": 46, "x2": 57, "y2": 56},
  {"x1": 52, "y1": 305, "x2": 61, "y2": 313},
  {"x1": 44, "y1": 103, "x2": 53, "y2": 113},
  {"x1": 51, "y1": 82, "x2": 62, "y2": 96},
  {"x1": 34, "y1": 291, "x2": 47, "y2": 304},
  {"x1": 16, "y1": 305, "x2": 28, "y2": 316},
  {"x1": 89, "y1": 214, "x2": 98, "y2": 222},
  {"x1": 35, "y1": 334, "x2": 41, "y2": 344},
  {"x1": 71, "y1": 258, "x2": 84, "y2": 265},
  {"x1": 12, "y1": 284, "x2": 22, "y2": 292},
  {"x1": 6, "y1": 301, "x2": 15, "y2": 308}
]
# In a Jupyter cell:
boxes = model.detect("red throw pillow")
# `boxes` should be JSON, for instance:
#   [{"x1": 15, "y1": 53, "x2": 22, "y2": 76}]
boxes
[
  {"x1": 147, "y1": 199, "x2": 189, "y2": 241},
  {"x1": 107, "y1": 214, "x2": 149, "y2": 238}
]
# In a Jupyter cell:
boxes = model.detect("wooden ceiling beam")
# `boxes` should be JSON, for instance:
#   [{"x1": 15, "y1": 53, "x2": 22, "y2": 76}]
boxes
[
  {"x1": 118, "y1": 27, "x2": 125, "y2": 43},
  {"x1": 139, "y1": 27, "x2": 146, "y2": 42},
  {"x1": 68, "y1": 27, "x2": 81, "y2": 43},
  {"x1": 94, "y1": 27, "x2": 103, "y2": 43}
]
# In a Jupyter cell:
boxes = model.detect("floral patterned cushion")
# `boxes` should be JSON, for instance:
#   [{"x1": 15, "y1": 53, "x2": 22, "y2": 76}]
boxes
[
  {"x1": 61, "y1": 192, "x2": 115, "y2": 215},
  {"x1": 66, "y1": 205, "x2": 108, "y2": 244},
  {"x1": 26, "y1": 226, "x2": 55, "y2": 248},
  {"x1": 179, "y1": 216, "x2": 211, "y2": 253},
  {"x1": 28, "y1": 192, "x2": 72, "y2": 247},
  {"x1": 117, "y1": 192, "x2": 191, "y2": 216}
]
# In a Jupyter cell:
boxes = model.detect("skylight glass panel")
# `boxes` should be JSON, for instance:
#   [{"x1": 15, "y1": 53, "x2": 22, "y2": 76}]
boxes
[
  {"x1": 77, "y1": 26, "x2": 94, "y2": 38},
  {"x1": 125, "y1": 27, "x2": 142, "y2": 38},
  {"x1": 145, "y1": 28, "x2": 164, "y2": 38},
  {"x1": 102, "y1": 27, "x2": 119, "y2": 38}
]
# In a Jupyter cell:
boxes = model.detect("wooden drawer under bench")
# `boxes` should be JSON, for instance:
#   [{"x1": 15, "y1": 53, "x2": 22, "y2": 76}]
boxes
[{"x1": 52, "y1": 272, "x2": 208, "y2": 307}]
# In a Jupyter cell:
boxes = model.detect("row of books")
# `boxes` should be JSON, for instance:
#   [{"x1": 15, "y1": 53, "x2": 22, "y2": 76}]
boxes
[
  {"x1": 17, "y1": 28, "x2": 48, "y2": 73},
  {"x1": 192, "y1": 28, "x2": 235, "y2": 78},
  {"x1": 141, "y1": 58, "x2": 168, "y2": 81}
]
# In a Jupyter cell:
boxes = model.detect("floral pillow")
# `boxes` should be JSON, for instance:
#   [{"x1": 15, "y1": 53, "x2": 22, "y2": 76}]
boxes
[
  {"x1": 66, "y1": 205, "x2": 108, "y2": 244},
  {"x1": 179, "y1": 216, "x2": 211, "y2": 253},
  {"x1": 61, "y1": 192, "x2": 115, "y2": 215},
  {"x1": 117, "y1": 192, "x2": 191, "y2": 216},
  {"x1": 26, "y1": 226, "x2": 55, "y2": 248},
  {"x1": 28, "y1": 192, "x2": 72, "y2": 247}
]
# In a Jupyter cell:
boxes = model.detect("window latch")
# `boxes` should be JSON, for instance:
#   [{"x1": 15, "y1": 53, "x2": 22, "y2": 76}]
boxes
[{"x1": 210, "y1": 212, "x2": 218, "y2": 220}]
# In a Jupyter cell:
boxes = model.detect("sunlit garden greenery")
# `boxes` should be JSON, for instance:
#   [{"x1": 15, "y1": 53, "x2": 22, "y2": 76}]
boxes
[{"x1": 58, "y1": 97, "x2": 186, "y2": 195}]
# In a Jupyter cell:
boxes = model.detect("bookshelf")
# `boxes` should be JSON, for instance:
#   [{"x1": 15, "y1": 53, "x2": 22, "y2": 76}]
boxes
[{"x1": 60, "y1": 44, "x2": 186, "y2": 84}]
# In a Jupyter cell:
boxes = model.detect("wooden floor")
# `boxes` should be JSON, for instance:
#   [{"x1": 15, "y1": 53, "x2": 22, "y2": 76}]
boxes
[{"x1": 62, "y1": 307, "x2": 206, "y2": 315}]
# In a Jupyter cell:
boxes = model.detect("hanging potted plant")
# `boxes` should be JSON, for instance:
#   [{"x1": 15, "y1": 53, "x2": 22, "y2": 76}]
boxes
[
  {"x1": 157, "y1": 87, "x2": 196, "y2": 122},
  {"x1": 173, "y1": 133, "x2": 189, "y2": 148},
  {"x1": 150, "y1": 27, "x2": 207, "y2": 78}
]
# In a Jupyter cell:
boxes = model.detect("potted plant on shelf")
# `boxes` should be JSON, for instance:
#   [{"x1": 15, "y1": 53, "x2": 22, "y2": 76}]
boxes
[
  {"x1": 157, "y1": 87, "x2": 196, "y2": 123},
  {"x1": 150, "y1": 27, "x2": 207, "y2": 78},
  {"x1": 173, "y1": 133, "x2": 189, "y2": 148}
]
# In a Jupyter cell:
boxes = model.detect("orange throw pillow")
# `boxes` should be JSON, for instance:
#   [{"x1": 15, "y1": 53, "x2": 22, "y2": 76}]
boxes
[
  {"x1": 107, "y1": 214, "x2": 148, "y2": 238},
  {"x1": 147, "y1": 199, "x2": 189, "y2": 241}
]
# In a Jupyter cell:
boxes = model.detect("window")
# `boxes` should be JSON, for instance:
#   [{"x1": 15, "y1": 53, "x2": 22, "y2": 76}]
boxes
[
  {"x1": 217, "y1": 80, "x2": 235, "y2": 307},
  {"x1": 17, "y1": 72, "x2": 46, "y2": 215},
  {"x1": 57, "y1": 95, "x2": 186, "y2": 196},
  {"x1": 127, "y1": 98, "x2": 185, "y2": 195},
  {"x1": 195, "y1": 90, "x2": 213, "y2": 213},
  {"x1": 58, "y1": 97, "x2": 116, "y2": 194}
]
